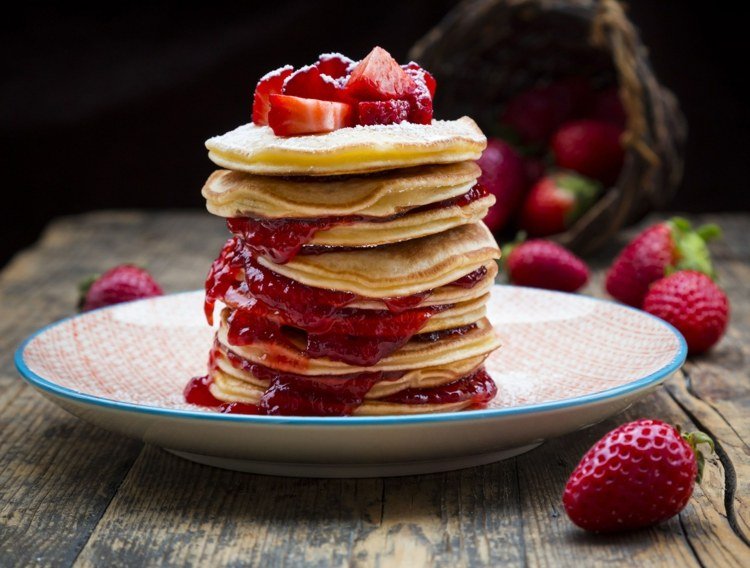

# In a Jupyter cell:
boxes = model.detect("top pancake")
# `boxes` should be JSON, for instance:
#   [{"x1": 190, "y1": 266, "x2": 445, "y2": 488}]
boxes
[
  {"x1": 205, "y1": 117, "x2": 486, "y2": 176},
  {"x1": 203, "y1": 161, "x2": 480, "y2": 219},
  {"x1": 259, "y1": 222, "x2": 500, "y2": 298}
]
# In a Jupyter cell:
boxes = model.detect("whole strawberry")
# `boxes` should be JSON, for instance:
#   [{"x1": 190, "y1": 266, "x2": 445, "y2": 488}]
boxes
[
  {"x1": 551, "y1": 119, "x2": 624, "y2": 185},
  {"x1": 519, "y1": 172, "x2": 601, "y2": 237},
  {"x1": 79, "y1": 265, "x2": 163, "y2": 312},
  {"x1": 605, "y1": 218, "x2": 721, "y2": 307},
  {"x1": 477, "y1": 138, "x2": 528, "y2": 233},
  {"x1": 503, "y1": 239, "x2": 589, "y2": 292},
  {"x1": 644, "y1": 271, "x2": 729, "y2": 354},
  {"x1": 564, "y1": 419, "x2": 714, "y2": 532}
]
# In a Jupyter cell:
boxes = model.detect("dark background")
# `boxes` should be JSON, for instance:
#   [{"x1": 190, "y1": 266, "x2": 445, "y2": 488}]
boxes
[{"x1": 2, "y1": 1, "x2": 747, "y2": 268}]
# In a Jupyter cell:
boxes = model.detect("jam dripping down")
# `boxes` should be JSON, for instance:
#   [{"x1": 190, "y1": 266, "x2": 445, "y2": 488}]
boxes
[
  {"x1": 226, "y1": 182, "x2": 490, "y2": 264},
  {"x1": 204, "y1": 237, "x2": 488, "y2": 326},
  {"x1": 188, "y1": 345, "x2": 496, "y2": 416}
]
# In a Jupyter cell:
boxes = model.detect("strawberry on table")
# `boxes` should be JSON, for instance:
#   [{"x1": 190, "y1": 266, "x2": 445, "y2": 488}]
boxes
[
  {"x1": 79, "y1": 265, "x2": 163, "y2": 312},
  {"x1": 476, "y1": 138, "x2": 527, "y2": 233},
  {"x1": 252, "y1": 65, "x2": 294, "y2": 126},
  {"x1": 268, "y1": 94, "x2": 354, "y2": 136},
  {"x1": 644, "y1": 271, "x2": 730, "y2": 354},
  {"x1": 605, "y1": 217, "x2": 721, "y2": 307},
  {"x1": 503, "y1": 239, "x2": 589, "y2": 292},
  {"x1": 563, "y1": 419, "x2": 714, "y2": 532},
  {"x1": 551, "y1": 119, "x2": 624, "y2": 185},
  {"x1": 519, "y1": 172, "x2": 601, "y2": 237}
]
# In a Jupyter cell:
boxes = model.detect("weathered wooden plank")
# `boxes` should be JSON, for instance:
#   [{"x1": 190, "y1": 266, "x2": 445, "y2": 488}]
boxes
[
  {"x1": 0, "y1": 211, "x2": 225, "y2": 566},
  {"x1": 0, "y1": 390, "x2": 143, "y2": 566},
  {"x1": 1, "y1": 211, "x2": 748, "y2": 567}
]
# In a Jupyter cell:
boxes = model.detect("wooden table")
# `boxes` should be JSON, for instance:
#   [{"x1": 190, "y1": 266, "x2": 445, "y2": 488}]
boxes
[{"x1": 1, "y1": 211, "x2": 748, "y2": 567}]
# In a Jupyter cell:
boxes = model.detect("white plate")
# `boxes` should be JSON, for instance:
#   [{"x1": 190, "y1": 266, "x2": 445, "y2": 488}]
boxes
[{"x1": 15, "y1": 286, "x2": 686, "y2": 477}]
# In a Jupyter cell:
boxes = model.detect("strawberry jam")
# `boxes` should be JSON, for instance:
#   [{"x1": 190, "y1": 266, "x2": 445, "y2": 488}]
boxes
[
  {"x1": 187, "y1": 345, "x2": 496, "y2": 416},
  {"x1": 184, "y1": 375, "x2": 224, "y2": 407},
  {"x1": 205, "y1": 237, "x2": 488, "y2": 326},
  {"x1": 381, "y1": 367, "x2": 496, "y2": 406},
  {"x1": 226, "y1": 182, "x2": 490, "y2": 264},
  {"x1": 205, "y1": 237, "x2": 488, "y2": 366},
  {"x1": 223, "y1": 346, "x2": 405, "y2": 416}
]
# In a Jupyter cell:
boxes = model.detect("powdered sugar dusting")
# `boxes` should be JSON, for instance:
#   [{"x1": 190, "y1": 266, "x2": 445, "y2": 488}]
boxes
[
  {"x1": 206, "y1": 117, "x2": 485, "y2": 156},
  {"x1": 259, "y1": 64, "x2": 294, "y2": 83}
]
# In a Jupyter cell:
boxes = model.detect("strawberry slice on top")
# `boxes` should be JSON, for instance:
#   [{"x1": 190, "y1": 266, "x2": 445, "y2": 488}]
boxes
[
  {"x1": 315, "y1": 53, "x2": 354, "y2": 79},
  {"x1": 252, "y1": 65, "x2": 294, "y2": 126},
  {"x1": 282, "y1": 65, "x2": 351, "y2": 104},
  {"x1": 251, "y1": 48, "x2": 437, "y2": 134},
  {"x1": 268, "y1": 94, "x2": 354, "y2": 136},
  {"x1": 344, "y1": 46, "x2": 417, "y2": 101}
]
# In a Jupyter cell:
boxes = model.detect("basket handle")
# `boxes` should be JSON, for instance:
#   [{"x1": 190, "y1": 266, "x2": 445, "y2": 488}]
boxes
[{"x1": 592, "y1": 0, "x2": 659, "y2": 166}]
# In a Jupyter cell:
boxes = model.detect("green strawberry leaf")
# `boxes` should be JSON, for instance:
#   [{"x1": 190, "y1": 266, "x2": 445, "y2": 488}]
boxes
[
  {"x1": 556, "y1": 172, "x2": 602, "y2": 227},
  {"x1": 668, "y1": 217, "x2": 722, "y2": 279}
]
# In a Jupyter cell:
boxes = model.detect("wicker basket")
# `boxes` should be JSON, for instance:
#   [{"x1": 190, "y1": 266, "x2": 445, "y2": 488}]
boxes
[{"x1": 410, "y1": 0, "x2": 686, "y2": 254}]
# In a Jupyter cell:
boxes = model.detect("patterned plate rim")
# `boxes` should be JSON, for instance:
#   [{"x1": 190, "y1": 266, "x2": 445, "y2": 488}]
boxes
[{"x1": 14, "y1": 287, "x2": 687, "y2": 427}]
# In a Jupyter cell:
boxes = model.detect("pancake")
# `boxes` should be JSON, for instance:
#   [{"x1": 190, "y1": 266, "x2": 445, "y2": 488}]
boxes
[
  {"x1": 209, "y1": 355, "x2": 488, "y2": 416},
  {"x1": 348, "y1": 261, "x2": 497, "y2": 309},
  {"x1": 203, "y1": 162, "x2": 481, "y2": 218},
  {"x1": 212, "y1": 347, "x2": 485, "y2": 398},
  {"x1": 222, "y1": 293, "x2": 488, "y2": 336},
  {"x1": 258, "y1": 222, "x2": 500, "y2": 298},
  {"x1": 307, "y1": 194, "x2": 493, "y2": 248},
  {"x1": 217, "y1": 316, "x2": 501, "y2": 375},
  {"x1": 209, "y1": 367, "x2": 482, "y2": 416},
  {"x1": 205, "y1": 117, "x2": 486, "y2": 176},
  {"x1": 220, "y1": 260, "x2": 497, "y2": 313}
]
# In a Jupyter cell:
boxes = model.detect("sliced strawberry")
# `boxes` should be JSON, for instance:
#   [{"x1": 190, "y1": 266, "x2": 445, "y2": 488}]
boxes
[
  {"x1": 268, "y1": 94, "x2": 354, "y2": 136},
  {"x1": 358, "y1": 100, "x2": 410, "y2": 125},
  {"x1": 282, "y1": 65, "x2": 352, "y2": 104},
  {"x1": 252, "y1": 65, "x2": 294, "y2": 126},
  {"x1": 406, "y1": 76, "x2": 433, "y2": 124},
  {"x1": 345, "y1": 46, "x2": 416, "y2": 101},
  {"x1": 316, "y1": 52, "x2": 354, "y2": 79},
  {"x1": 403, "y1": 62, "x2": 436, "y2": 98}
]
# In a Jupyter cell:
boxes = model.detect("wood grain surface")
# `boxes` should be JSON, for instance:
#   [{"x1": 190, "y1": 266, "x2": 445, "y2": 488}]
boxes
[{"x1": 0, "y1": 211, "x2": 748, "y2": 567}]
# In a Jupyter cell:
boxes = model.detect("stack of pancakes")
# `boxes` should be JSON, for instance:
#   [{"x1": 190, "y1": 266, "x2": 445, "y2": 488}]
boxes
[{"x1": 197, "y1": 117, "x2": 501, "y2": 415}]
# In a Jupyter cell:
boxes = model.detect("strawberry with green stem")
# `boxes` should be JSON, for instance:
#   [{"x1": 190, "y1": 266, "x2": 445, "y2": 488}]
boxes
[{"x1": 605, "y1": 217, "x2": 722, "y2": 307}]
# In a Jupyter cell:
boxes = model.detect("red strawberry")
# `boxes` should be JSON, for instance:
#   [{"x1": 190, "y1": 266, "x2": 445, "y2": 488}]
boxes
[
  {"x1": 252, "y1": 65, "x2": 294, "y2": 126},
  {"x1": 503, "y1": 239, "x2": 589, "y2": 292},
  {"x1": 268, "y1": 94, "x2": 354, "y2": 136},
  {"x1": 345, "y1": 46, "x2": 416, "y2": 101},
  {"x1": 519, "y1": 172, "x2": 601, "y2": 237},
  {"x1": 315, "y1": 52, "x2": 354, "y2": 79},
  {"x1": 477, "y1": 138, "x2": 527, "y2": 233},
  {"x1": 590, "y1": 86, "x2": 627, "y2": 129},
  {"x1": 551, "y1": 119, "x2": 624, "y2": 185},
  {"x1": 358, "y1": 100, "x2": 410, "y2": 126},
  {"x1": 644, "y1": 271, "x2": 730, "y2": 354},
  {"x1": 79, "y1": 265, "x2": 163, "y2": 312},
  {"x1": 523, "y1": 157, "x2": 546, "y2": 187},
  {"x1": 564, "y1": 419, "x2": 714, "y2": 532},
  {"x1": 402, "y1": 61, "x2": 436, "y2": 98},
  {"x1": 545, "y1": 76, "x2": 595, "y2": 120},
  {"x1": 501, "y1": 88, "x2": 560, "y2": 146},
  {"x1": 605, "y1": 218, "x2": 721, "y2": 307},
  {"x1": 282, "y1": 65, "x2": 351, "y2": 104}
]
